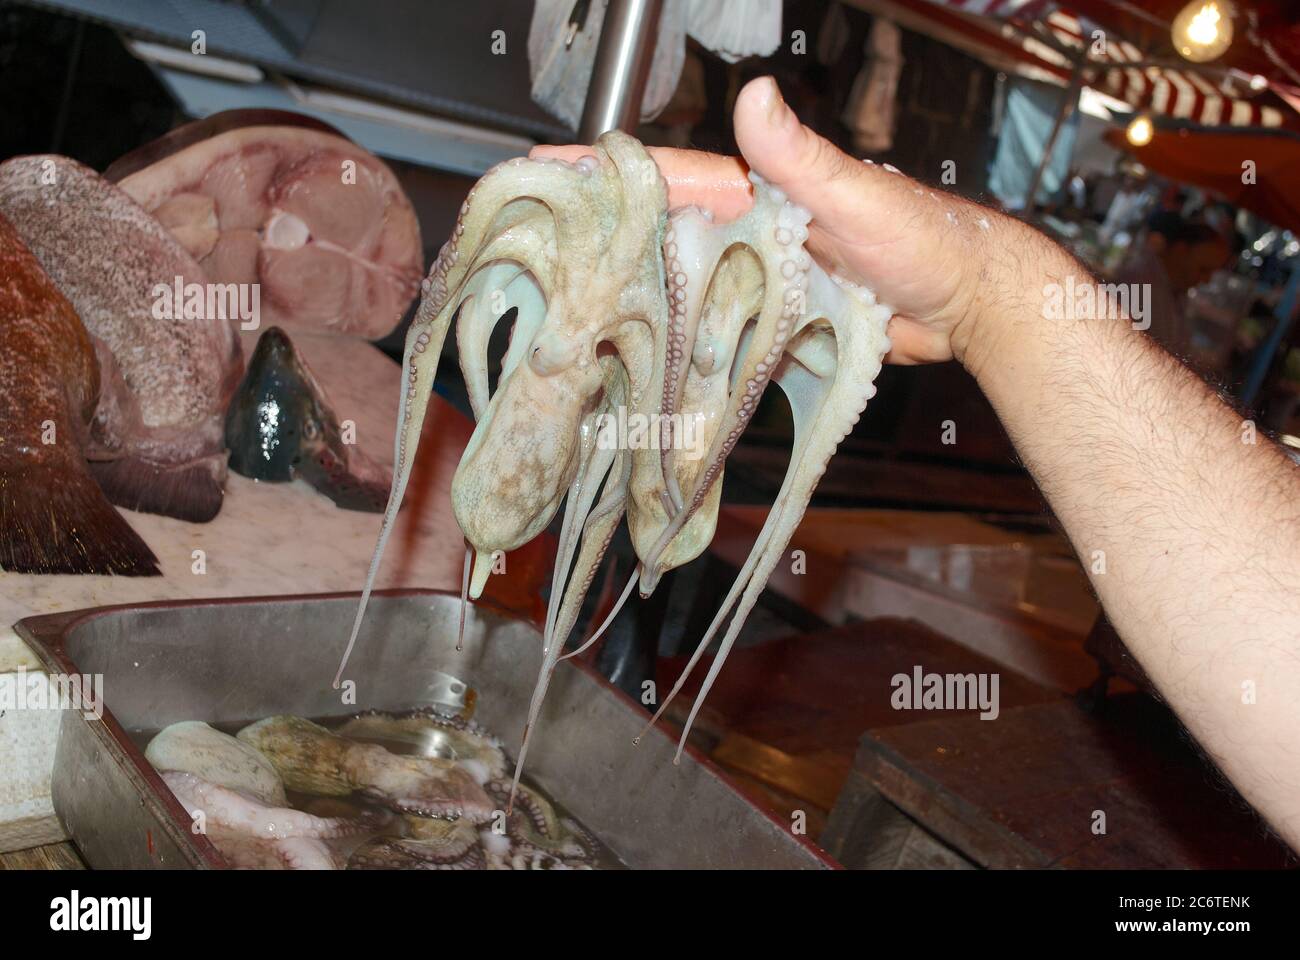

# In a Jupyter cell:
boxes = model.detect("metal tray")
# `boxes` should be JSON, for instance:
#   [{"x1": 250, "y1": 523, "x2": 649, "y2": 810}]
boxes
[{"x1": 16, "y1": 590, "x2": 834, "y2": 870}]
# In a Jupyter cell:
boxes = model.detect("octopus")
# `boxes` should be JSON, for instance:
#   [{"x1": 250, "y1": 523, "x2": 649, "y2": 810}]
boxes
[
  {"x1": 146, "y1": 720, "x2": 287, "y2": 806},
  {"x1": 335, "y1": 131, "x2": 893, "y2": 803},
  {"x1": 347, "y1": 815, "x2": 486, "y2": 870},
  {"x1": 338, "y1": 709, "x2": 592, "y2": 869},
  {"x1": 147, "y1": 721, "x2": 377, "y2": 870},
  {"x1": 237, "y1": 715, "x2": 494, "y2": 823},
  {"x1": 484, "y1": 780, "x2": 594, "y2": 868},
  {"x1": 337, "y1": 708, "x2": 507, "y2": 783}
]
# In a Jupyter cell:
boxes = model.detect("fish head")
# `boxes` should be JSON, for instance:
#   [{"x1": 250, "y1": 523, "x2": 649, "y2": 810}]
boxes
[{"x1": 225, "y1": 326, "x2": 328, "y2": 480}]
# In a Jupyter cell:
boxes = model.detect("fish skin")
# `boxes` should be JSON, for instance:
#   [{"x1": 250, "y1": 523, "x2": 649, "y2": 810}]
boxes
[
  {"x1": 0, "y1": 155, "x2": 242, "y2": 522},
  {"x1": 225, "y1": 327, "x2": 391, "y2": 512},
  {"x1": 0, "y1": 212, "x2": 159, "y2": 576}
]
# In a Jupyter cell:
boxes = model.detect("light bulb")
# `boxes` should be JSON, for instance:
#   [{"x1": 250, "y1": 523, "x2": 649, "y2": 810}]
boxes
[
  {"x1": 1172, "y1": 1, "x2": 1234, "y2": 62},
  {"x1": 1126, "y1": 115, "x2": 1154, "y2": 146}
]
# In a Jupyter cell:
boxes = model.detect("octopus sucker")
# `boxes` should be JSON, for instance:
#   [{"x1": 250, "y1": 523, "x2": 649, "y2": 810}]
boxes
[
  {"x1": 159, "y1": 770, "x2": 369, "y2": 841},
  {"x1": 208, "y1": 828, "x2": 340, "y2": 870},
  {"x1": 237, "y1": 715, "x2": 494, "y2": 823},
  {"x1": 348, "y1": 816, "x2": 485, "y2": 870},
  {"x1": 484, "y1": 780, "x2": 594, "y2": 865},
  {"x1": 345, "y1": 132, "x2": 892, "y2": 795},
  {"x1": 160, "y1": 771, "x2": 361, "y2": 869}
]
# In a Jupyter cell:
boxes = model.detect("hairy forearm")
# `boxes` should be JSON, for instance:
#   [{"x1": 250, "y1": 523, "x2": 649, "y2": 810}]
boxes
[{"x1": 962, "y1": 225, "x2": 1300, "y2": 848}]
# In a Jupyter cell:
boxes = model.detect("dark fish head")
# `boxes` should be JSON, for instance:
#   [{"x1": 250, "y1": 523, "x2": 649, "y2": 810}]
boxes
[
  {"x1": 225, "y1": 327, "x2": 390, "y2": 511},
  {"x1": 226, "y1": 326, "x2": 320, "y2": 483}
]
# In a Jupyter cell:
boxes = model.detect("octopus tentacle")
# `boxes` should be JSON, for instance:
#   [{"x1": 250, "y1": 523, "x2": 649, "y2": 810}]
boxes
[
  {"x1": 333, "y1": 260, "x2": 457, "y2": 686},
  {"x1": 207, "y1": 827, "x2": 341, "y2": 870},
  {"x1": 455, "y1": 260, "x2": 547, "y2": 420},
  {"x1": 237, "y1": 716, "x2": 494, "y2": 824},
  {"x1": 160, "y1": 770, "x2": 371, "y2": 840},
  {"x1": 634, "y1": 177, "x2": 815, "y2": 595},
  {"x1": 639, "y1": 275, "x2": 891, "y2": 756},
  {"x1": 509, "y1": 361, "x2": 630, "y2": 808},
  {"x1": 559, "y1": 563, "x2": 639, "y2": 663},
  {"x1": 338, "y1": 707, "x2": 508, "y2": 782},
  {"x1": 485, "y1": 780, "x2": 593, "y2": 862},
  {"x1": 348, "y1": 814, "x2": 484, "y2": 870}
]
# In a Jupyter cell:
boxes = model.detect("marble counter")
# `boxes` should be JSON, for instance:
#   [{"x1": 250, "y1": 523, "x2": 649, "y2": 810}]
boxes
[{"x1": 0, "y1": 329, "x2": 548, "y2": 850}]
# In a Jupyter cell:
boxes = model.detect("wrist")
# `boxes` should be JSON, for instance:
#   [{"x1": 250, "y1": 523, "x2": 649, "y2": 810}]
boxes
[{"x1": 953, "y1": 218, "x2": 1090, "y2": 385}]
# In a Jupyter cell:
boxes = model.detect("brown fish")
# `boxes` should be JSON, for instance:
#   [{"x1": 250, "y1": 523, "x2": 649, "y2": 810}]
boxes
[
  {"x1": 0, "y1": 155, "x2": 242, "y2": 522},
  {"x1": 0, "y1": 213, "x2": 158, "y2": 575}
]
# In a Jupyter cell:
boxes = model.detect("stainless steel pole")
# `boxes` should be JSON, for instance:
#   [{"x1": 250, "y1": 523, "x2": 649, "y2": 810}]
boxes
[{"x1": 578, "y1": 0, "x2": 664, "y2": 141}]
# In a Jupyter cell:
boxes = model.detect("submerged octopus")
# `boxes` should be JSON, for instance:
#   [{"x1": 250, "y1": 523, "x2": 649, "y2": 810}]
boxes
[
  {"x1": 337, "y1": 132, "x2": 893, "y2": 805},
  {"x1": 147, "y1": 721, "x2": 376, "y2": 869},
  {"x1": 152, "y1": 712, "x2": 593, "y2": 869}
]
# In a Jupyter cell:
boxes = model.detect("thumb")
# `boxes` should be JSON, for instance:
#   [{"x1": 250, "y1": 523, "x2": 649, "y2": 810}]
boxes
[{"x1": 733, "y1": 77, "x2": 879, "y2": 237}]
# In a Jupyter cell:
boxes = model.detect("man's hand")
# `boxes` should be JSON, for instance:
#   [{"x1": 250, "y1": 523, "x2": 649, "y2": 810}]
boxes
[{"x1": 534, "y1": 76, "x2": 1015, "y2": 367}]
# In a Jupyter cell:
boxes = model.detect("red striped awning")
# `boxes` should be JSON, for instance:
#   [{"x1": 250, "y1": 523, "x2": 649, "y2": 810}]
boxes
[
  {"x1": 1034, "y1": 7, "x2": 1286, "y2": 126},
  {"x1": 899, "y1": 0, "x2": 1295, "y2": 128}
]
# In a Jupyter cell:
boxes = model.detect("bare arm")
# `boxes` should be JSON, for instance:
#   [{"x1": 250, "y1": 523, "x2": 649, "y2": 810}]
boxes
[
  {"x1": 536, "y1": 77, "x2": 1300, "y2": 848},
  {"x1": 962, "y1": 230, "x2": 1300, "y2": 846}
]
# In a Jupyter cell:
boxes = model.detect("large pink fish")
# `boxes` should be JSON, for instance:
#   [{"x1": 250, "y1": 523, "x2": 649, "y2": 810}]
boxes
[{"x1": 111, "y1": 112, "x2": 423, "y2": 340}]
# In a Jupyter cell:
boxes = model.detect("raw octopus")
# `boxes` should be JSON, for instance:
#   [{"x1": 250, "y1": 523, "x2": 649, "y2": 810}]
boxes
[
  {"x1": 337, "y1": 708, "x2": 507, "y2": 782},
  {"x1": 147, "y1": 722, "x2": 376, "y2": 870},
  {"x1": 337, "y1": 132, "x2": 893, "y2": 802},
  {"x1": 0, "y1": 156, "x2": 242, "y2": 523},
  {"x1": 237, "y1": 715, "x2": 494, "y2": 822},
  {"x1": 0, "y1": 213, "x2": 158, "y2": 575},
  {"x1": 113, "y1": 115, "x2": 423, "y2": 340},
  {"x1": 151, "y1": 712, "x2": 601, "y2": 870},
  {"x1": 339, "y1": 711, "x2": 594, "y2": 870},
  {"x1": 145, "y1": 720, "x2": 287, "y2": 805},
  {"x1": 347, "y1": 815, "x2": 487, "y2": 870},
  {"x1": 483, "y1": 780, "x2": 594, "y2": 868},
  {"x1": 160, "y1": 771, "x2": 351, "y2": 870},
  {"x1": 224, "y1": 327, "x2": 391, "y2": 511}
]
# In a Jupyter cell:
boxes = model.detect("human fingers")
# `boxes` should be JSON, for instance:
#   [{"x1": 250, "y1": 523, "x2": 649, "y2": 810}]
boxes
[{"x1": 529, "y1": 143, "x2": 753, "y2": 220}]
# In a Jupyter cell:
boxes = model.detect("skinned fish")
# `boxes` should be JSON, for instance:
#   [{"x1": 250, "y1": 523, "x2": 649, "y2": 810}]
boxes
[
  {"x1": 225, "y1": 327, "x2": 391, "y2": 512},
  {"x1": 0, "y1": 213, "x2": 158, "y2": 575},
  {"x1": 0, "y1": 155, "x2": 242, "y2": 522},
  {"x1": 113, "y1": 112, "x2": 423, "y2": 340}
]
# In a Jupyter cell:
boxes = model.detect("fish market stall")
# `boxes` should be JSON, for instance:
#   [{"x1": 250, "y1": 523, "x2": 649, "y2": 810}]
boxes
[
  {"x1": 0, "y1": 0, "x2": 836, "y2": 872},
  {"x1": 1, "y1": 0, "x2": 1298, "y2": 886}
]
